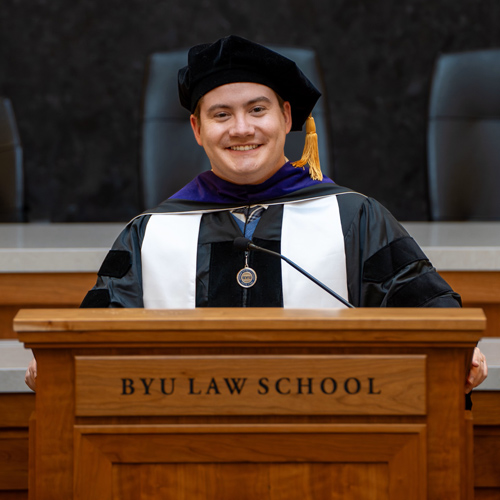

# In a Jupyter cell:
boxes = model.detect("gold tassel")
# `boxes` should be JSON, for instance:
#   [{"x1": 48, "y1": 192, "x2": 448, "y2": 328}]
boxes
[{"x1": 291, "y1": 115, "x2": 323, "y2": 181}]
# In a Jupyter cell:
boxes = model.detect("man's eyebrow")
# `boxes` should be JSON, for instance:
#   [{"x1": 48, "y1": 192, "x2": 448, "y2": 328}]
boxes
[
  {"x1": 206, "y1": 103, "x2": 231, "y2": 114},
  {"x1": 247, "y1": 96, "x2": 272, "y2": 106},
  {"x1": 205, "y1": 96, "x2": 272, "y2": 114}
]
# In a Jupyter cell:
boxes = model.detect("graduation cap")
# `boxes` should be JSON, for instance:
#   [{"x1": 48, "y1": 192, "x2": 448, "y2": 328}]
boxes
[{"x1": 178, "y1": 35, "x2": 323, "y2": 180}]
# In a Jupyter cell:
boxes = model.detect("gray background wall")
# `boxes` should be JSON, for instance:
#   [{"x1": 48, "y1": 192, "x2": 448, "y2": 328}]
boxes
[{"x1": 1, "y1": 0, "x2": 498, "y2": 222}]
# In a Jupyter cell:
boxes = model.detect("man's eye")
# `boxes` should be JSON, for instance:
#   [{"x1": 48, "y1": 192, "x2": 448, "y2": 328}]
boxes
[
  {"x1": 252, "y1": 106, "x2": 265, "y2": 113},
  {"x1": 214, "y1": 112, "x2": 229, "y2": 119}
]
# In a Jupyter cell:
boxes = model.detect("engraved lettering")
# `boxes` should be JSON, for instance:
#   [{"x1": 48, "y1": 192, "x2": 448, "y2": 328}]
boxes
[
  {"x1": 122, "y1": 373, "x2": 383, "y2": 399},
  {"x1": 258, "y1": 377, "x2": 269, "y2": 395},
  {"x1": 275, "y1": 377, "x2": 291, "y2": 395},
  {"x1": 140, "y1": 378, "x2": 155, "y2": 395},
  {"x1": 368, "y1": 377, "x2": 381, "y2": 394},
  {"x1": 344, "y1": 377, "x2": 361, "y2": 394},
  {"x1": 188, "y1": 378, "x2": 201, "y2": 395},
  {"x1": 160, "y1": 378, "x2": 176, "y2": 395},
  {"x1": 224, "y1": 378, "x2": 247, "y2": 395},
  {"x1": 121, "y1": 378, "x2": 134, "y2": 395},
  {"x1": 297, "y1": 377, "x2": 314, "y2": 394},
  {"x1": 320, "y1": 377, "x2": 337, "y2": 394},
  {"x1": 206, "y1": 377, "x2": 221, "y2": 395}
]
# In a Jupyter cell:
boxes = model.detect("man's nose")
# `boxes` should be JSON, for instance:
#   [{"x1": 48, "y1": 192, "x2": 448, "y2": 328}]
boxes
[{"x1": 229, "y1": 114, "x2": 255, "y2": 136}]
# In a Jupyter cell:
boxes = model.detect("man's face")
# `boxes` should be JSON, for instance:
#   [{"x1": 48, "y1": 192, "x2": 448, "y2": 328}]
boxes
[{"x1": 190, "y1": 82, "x2": 292, "y2": 185}]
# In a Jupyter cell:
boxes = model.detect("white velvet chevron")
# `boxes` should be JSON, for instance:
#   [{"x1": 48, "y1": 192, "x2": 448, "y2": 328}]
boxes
[
  {"x1": 141, "y1": 195, "x2": 348, "y2": 309},
  {"x1": 281, "y1": 196, "x2": 348, "y2": 308},
  {"x1": 142, "y1": 213, "x2": 202, "y2": 308}
]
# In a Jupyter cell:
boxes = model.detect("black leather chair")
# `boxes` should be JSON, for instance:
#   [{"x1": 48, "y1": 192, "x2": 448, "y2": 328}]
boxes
[
  {"x1": 0, "y1": 97, "x2": 24, "y2": 222},
  {"x1": 427, "y1": 49, "x2": 500, "y2": 221},
  {"x1": 140, "y1": 46, "x2": 332, "y2": 209}
]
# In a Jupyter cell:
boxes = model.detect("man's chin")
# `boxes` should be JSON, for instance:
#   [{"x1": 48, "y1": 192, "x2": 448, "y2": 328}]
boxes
[
  {"x1": 211, "y1": 167, "x2": 265, "y2": 185},
  {"x1": 210, "y1": 154, "x2": 285, "y2": 184}
]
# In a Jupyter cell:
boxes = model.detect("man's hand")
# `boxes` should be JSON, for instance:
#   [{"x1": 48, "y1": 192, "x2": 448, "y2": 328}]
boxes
[
  {"x1": 25, "y1": 357, "x2": 37, "y2": 392},
  {"x1": 465, "y1": 346, "x2": 488, "y2": 394}
]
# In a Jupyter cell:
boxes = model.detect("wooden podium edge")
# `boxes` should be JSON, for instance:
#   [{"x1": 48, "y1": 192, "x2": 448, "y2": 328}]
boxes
[{"x1": 13, "y1": 307, "x2": 486, "y2": 333}]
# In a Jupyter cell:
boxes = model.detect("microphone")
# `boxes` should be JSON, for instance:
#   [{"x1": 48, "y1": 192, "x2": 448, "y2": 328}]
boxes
[{"x1": 233, "y1": 237, "x2": 354, "y2": 308}]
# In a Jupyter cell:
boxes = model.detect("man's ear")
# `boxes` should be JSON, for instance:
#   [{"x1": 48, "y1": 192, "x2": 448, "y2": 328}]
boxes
[
  {"x1": 283, "y1": 101, "x2": 292, "y2": 134},
  {"x1": 190, "y1": 115, "x2": 203, "y2": 146}
]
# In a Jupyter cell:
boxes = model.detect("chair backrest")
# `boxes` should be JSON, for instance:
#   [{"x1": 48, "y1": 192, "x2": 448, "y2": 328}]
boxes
[
  {"x1": 140, "y1": 46, "x2": 332, "y2": 209},
  {"x1": 0, "y1": 98, "x2": 24, "y2": 222},
  {"x1": 427, "y1": 49, "x2": 500, "y2": 221}
]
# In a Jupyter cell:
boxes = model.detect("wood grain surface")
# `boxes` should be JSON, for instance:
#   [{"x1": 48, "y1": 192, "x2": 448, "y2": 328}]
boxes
[
  {"x1": 74, "y1": 424, "x2": 426, "y2": 500},
  {"x1": 75, "y1": 354, "x2": 426, "y2": 416},
  {"x1": 18, "y1": 309, "x2": 481, "y2": 500}
]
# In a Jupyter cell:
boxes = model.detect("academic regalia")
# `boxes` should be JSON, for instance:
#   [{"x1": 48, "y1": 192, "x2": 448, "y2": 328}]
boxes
[{"x1": 81, "y1": 163, "x2": 460, "y2": 309}]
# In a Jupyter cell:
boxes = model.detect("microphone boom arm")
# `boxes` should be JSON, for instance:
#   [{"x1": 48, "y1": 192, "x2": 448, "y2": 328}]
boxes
[{"x1": 245, "y1": 241, "x2": 354, "y2": 309}]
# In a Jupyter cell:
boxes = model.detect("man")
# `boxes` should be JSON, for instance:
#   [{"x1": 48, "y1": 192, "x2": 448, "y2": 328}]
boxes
[{"x1": 25, "y1": 35, "x2": 487, "y2": 392}]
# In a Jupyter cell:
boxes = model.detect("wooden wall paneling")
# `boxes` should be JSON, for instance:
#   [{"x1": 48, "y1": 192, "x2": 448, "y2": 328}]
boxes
[
  {"x1": 2, "y1": 271, "x2": 497, "y2": 338},
  {"x1": 0, "y1": 395, "x2": 35, "y2": 428},
  {"x1": 439, "y1": 272, "x2": 500, "y2": 305},
  {"x1": 474, "y1": 426, "x2": 500, "y2": 488},
  {"x1": 0, "y1": 274, "x2": 95, "y2": 307},
  {"x1": 472, "y1": 391, "x2": 500, "y2": 497},
  {"x1": 472, "y1": 392, "x2": 500, "y2": 426},
  {"x1": 0, "y1": 493, "x2": 28, "y2": 500},
  {"x1": 0, "y1": 430, "x2": 29, "y2": 491},
  {"x1": 477, "y1": 304, "x2": 500, "y2": 338},
  {"x1": 0, "y1": 395, "x2": 34, "y2": 500},
  {"x1": 0, "y1": 308, "x2": 22, "y2": 339},
  {"x1": 474, "y1": 489, "x2": 500, "y2": 500},
  {"x1": 440, "y1": 271, "x2": 500, "y2": 338},
  {"x1": 0, "y1": 273, "x2": 95, "y2": 339}
]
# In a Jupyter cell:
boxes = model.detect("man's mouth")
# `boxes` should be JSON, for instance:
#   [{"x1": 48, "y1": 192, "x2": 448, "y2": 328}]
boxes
[{"x1": 228, "y1": 145, "x2": 260, "y2": 151}]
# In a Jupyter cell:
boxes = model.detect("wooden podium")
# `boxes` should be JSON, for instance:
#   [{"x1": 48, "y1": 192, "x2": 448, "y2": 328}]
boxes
[{"x1": 15, "y1": 308, "x2": 485, "y2": 500}]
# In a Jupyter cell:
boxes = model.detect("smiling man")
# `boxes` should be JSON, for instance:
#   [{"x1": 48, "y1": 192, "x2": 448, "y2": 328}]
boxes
[
  {"x1": 84, "y1": 35, "x2": 461, "y2": 311},
  {"x1": 190, "y1": 82, "x2": 292, "y2": 185},
  {"x1": 25, "y1": 35, "x2": 487, "y2": 394}
]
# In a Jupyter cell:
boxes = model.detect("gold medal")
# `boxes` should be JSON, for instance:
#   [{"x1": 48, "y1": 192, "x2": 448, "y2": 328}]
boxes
[
  {"x1": 237, "y1": 267, "x2": 257, "y2": 288},
  {"x1": 237, "y1": 251, "x2": 257, "y2": 288}
]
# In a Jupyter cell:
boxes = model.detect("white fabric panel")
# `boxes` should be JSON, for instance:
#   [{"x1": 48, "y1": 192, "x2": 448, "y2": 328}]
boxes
[
  {"x1": 281, "y1": 196, "x2": 348, "y2": 308},
  {"x1": 142, "y1": 213, "x2": 202, "y2": 309}
]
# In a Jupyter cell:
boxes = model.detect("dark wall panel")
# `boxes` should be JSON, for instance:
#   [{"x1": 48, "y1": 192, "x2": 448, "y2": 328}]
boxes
[{"x1": 1, "y1": 0, "x2": 498, "y2": 221}]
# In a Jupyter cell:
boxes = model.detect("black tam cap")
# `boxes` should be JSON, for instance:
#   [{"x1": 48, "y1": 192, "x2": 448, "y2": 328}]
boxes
[{"x1": 178, "y1": 35, "x2": 321, "y2": 131}]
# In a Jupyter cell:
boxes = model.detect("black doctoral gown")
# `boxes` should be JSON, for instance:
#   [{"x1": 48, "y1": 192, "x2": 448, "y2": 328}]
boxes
[{"x1": 81, "y1": 163, "x2": 460, "y2": 310}]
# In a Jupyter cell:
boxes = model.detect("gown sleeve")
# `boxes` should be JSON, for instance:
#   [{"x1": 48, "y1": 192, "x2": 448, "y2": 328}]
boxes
[
  {"x1": 80, "y1": 216, "x2": 150, "y2": 308},
  {"x1": 339, "y1": 194, "x2": 461, "y2": 308}
]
